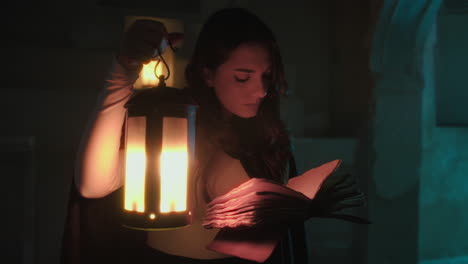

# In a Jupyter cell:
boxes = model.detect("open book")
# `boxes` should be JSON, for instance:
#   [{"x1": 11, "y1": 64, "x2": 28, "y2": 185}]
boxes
[{"x1": 203, "y1": 159, "x2": 343, "y2": 263}]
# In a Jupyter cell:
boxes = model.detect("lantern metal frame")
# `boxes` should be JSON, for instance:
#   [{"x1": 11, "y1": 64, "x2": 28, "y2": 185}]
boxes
[{"x1": 122, "y1": 82, "x2": 197, "y2": 231}]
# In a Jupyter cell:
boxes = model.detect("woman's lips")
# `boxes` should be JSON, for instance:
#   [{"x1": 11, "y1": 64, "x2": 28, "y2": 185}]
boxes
[{"x1": 244, "y1": 103, "x2": 260, "y2": 111}]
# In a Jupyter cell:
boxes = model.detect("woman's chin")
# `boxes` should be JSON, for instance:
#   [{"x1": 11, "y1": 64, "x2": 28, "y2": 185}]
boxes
[
  {"x1": 234, "y1": 111, "x2": 257, "y2": 119},
  {"x1": 224, "y1": 106, "x2": 258, "y2": 119}
]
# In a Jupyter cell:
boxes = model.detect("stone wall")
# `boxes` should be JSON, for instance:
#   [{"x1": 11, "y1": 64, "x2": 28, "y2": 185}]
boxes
[{"x1": 419, "y1": 7, "x2": 468, "y2": 262}]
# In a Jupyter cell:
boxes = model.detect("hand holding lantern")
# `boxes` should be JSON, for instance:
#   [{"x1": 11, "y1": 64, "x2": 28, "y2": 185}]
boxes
[{"x1": 117, "y1": 19, "x2": 183, "y2": 73}]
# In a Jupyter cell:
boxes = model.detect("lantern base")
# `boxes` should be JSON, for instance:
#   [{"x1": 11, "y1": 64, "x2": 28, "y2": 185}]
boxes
[{"x1": 122, "y1": 210, "x2": 192, "y2": 231}]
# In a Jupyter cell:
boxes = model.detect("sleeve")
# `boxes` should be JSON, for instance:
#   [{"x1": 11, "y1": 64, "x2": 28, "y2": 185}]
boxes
[
  {"x1": 265, "y1": 154, "x2": 309, "y2": 264},
  {"x1": 74, "y1": 58, "x2": 139, "y2": 198},
  {"x1": 285, "y1": 154, "x2": 309, "y2": 264}
]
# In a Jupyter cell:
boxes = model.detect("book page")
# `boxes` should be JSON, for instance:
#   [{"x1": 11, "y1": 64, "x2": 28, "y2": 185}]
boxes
[{"x1": 287, "y1": 159, "x2": 342, "y2": 199}]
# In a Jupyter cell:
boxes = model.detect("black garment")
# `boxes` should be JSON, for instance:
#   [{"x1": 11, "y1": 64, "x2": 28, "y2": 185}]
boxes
[
  {"x1": 270, "y1": 155, "x2": 308, "y2": 264},
  {"x1": 142, "y1": 245, "x2": 256, "y2": 264},
  {"x1": 60, "y1": 155, "x2": 307, "y2": 264}
]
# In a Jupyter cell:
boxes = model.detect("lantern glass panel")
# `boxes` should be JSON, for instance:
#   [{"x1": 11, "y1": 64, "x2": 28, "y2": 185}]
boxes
[
  {"x1": 124, "y1": 116, "x2": 147, "y2": 213},
  {"x1": 160, "y1": 117, "x2": 188, "y2": 213}
]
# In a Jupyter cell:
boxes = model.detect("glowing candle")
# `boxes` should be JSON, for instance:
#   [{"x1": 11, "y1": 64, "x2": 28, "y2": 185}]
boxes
[
  {"x1": 160, "y1": 117, "x2": 188, "y2": 213},
  {"x1": 124, "y1": 116, "x2": 147, "y2": 213}
]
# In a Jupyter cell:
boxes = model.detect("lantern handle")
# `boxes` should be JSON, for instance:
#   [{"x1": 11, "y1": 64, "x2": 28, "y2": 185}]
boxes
[
  {"x1": 153, "y1": 32, "x2": 182, "y2": 87},
  {"x1": 154, "y1": 54, "x2": 170, "y2": 86}
]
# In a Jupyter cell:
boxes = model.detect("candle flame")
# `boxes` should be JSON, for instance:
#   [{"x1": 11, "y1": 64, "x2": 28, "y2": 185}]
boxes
[
  {"x1": 160, "y1": 149, "x2": 188, "y2": 212},
  {"x1": 139, "y1": 60, "x2": 164, "y2": 88},
  {"x1": 159, "y1": 117, "x2": 188, "y2": 213},
  {"x1": 124, "y1": 117, "x2": 147, "y2": 212}
]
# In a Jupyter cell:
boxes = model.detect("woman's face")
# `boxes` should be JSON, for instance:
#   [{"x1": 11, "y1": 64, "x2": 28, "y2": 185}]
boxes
[{"x1": 204, "y1": 43, "x2": 272, "y2": 118}]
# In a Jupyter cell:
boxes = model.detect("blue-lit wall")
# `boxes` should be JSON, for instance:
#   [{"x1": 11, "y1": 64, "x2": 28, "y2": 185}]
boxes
[{"x1": 419, "y1": 9, "x2": 468, "y2": 264}]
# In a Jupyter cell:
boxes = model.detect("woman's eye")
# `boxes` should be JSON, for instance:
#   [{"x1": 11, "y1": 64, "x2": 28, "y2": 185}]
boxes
[{"x1": 234, "y1": 75, "x2": 250, "y2": 83}]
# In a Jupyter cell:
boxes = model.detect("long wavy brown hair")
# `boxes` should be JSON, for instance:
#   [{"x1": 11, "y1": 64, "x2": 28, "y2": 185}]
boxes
[{"x1": 184, "y1": 8, "x2": 292, "y2": 201}]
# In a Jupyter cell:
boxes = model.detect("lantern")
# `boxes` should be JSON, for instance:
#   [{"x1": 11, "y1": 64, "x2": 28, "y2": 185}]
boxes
[
  {"x1": 121, "y1": 18, "x2": 195, "y2": 230},
  {"x1": 122, "y1": 79, "x2": 197, "y2": 230}
]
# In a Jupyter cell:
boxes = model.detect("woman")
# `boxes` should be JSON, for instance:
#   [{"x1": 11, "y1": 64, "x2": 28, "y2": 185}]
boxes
[{"x1": 72, "y1": 7, "x2": 365, "y2": 264}]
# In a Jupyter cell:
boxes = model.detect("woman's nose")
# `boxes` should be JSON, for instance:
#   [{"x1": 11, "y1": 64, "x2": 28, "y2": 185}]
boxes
[{"x1": 250, "y1": 78, "x2": 267, "y2": 99}]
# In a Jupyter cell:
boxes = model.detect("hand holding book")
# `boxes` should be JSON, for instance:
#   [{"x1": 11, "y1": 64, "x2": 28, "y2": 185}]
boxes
[
  {"x1": 203, "y1": 160, "x2": 369, "y2": 262},
  {"x1": 203, "y1": 178, "x2": 310, "y2": 229},
  {"x1": 203, "y1": 160, "x2": 368, "y2": 229}
]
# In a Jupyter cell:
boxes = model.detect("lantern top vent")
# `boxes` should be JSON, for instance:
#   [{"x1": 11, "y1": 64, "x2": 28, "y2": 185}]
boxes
[{"x1": 125, "y1": 86, "x2": 198, "y2": 112}]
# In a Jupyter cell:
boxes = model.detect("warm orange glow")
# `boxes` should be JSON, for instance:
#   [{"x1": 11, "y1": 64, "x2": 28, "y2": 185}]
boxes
[
  {"x1": 149, "y1": 213, "x2": 156, "y2": 220},
  {"x1": 139, "y1": 60, "x2": 164, "y2": 88},
  {"x1": 159, "y1": 117, "x2": 188, "y2": 213},
  {"x1": 124, "y1": 117, "x2": 147, "y2": 212},
  {"x1": 126, "y1": 16, "x2": 184, "y2": 89}
]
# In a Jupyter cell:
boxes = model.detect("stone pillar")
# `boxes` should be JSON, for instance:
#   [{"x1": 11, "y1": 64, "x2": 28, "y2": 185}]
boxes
[{"x1": 368, "y1": 0, "x2": 442, "y2": 263}]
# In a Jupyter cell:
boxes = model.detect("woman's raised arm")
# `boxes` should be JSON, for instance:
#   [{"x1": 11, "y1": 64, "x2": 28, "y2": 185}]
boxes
[
  {"x1": 75, "y1": 61, "x2": 138, "y2": 198},
  {"x1": 75, "y1": 19, "x2": 169, "y2": 198}
]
